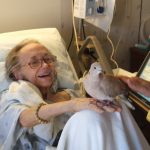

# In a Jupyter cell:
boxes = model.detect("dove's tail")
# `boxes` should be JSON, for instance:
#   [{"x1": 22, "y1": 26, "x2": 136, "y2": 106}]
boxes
[{"x1": 118, "y1": 95, "x2": 135, "y2": 110}]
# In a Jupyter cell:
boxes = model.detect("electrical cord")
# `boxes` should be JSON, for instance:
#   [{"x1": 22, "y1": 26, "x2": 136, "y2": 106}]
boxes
[
  {"x1": 67, "y1": 25, "x2": 74, "y2": 52},
  {"x1": 106, "y1": 1, "x2": 120, "y2": 69},
  {"x1": 138, "y1": 0, "x2": 143, "y2": 43},
  {"x1": 140, "y1": 15, "x2": 150, "y2": 45},
  {"x1": 67, "y1": 0, "x2": 75, "y2": 52},
  {"x1": 106, "y1": 27, "x2": 119, "y2": 69},
  {"x1": 82, "y1": 19, "x2": 86, "y2": 40}
]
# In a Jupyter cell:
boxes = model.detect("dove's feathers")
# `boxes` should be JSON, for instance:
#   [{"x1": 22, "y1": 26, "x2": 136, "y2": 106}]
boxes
[
  {"x1": 99, "y1": 74, "x2": 127, "y2": 97},
  {"x1": 83, "y1": 62, "x2": 127, "y2": 101}
]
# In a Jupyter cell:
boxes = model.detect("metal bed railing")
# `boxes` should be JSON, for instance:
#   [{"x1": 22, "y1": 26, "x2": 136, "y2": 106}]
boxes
[{"x1": 77, "y1": 35, "x2": 113, "y2": 75}]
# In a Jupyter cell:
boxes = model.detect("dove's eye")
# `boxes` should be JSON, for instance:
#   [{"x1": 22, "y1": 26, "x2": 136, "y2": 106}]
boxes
[{"x1": 94, "y1": 67, "x2": 96, "y2": 69}]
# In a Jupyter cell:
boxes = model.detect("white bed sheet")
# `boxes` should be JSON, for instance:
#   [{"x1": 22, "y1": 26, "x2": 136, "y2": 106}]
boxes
[{"x1": 57, "y1": 106, "x2": 150, "y2": 150}]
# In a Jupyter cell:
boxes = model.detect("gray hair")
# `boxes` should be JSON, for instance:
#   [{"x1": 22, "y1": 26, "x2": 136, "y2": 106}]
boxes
[{"x1": 5, "y1": 39, "x2": 41, "y2": 80}]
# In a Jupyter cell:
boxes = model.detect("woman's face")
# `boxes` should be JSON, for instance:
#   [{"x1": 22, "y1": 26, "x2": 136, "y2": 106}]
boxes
[{"x1": 15, "y1": 43, "x2": 56, "y2": 89}]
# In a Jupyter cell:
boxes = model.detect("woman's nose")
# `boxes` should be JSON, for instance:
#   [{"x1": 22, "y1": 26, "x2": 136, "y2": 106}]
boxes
[
  {"x1": 41, "y1": 61, "x2": 49, "y2": 67},
  {"x1": 41, "y1": 60, "x2": 53, "y2": 68}
]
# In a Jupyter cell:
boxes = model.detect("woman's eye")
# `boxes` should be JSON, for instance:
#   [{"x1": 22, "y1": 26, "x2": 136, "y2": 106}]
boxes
[
  {"x1": 44, "y1": 57, "x2": 54, "y2": 63},
  {"x1": 45, "y1": 58, "x2": 51, "y2": 62},
  {"x1": 30, "y1": 60, "x2": 40, "y2": 67},
  {"x1": 31, "y1": 61, "x2": 38, "y2": 65}
]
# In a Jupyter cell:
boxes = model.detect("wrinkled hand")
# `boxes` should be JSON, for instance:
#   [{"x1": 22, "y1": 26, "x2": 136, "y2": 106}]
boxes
[
  {"x1": 71, "y1": 98, "x2": 121, "y2": 113},
  {"x1": 118, "y1": 76, "x2": 150, "y2": 97},
  {"x1": 95, "y1": 100, "x2": 122, "y2": 112}
]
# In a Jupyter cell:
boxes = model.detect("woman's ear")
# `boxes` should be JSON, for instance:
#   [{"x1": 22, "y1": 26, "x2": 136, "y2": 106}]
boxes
[{"x1": 12, "y1": 68, "x2": 23, "y2": 80}]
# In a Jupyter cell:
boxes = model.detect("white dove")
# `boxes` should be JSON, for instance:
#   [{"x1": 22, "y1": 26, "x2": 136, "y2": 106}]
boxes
[{"x1": 83, "y1": 62, "x2": 128, "y2": 103}]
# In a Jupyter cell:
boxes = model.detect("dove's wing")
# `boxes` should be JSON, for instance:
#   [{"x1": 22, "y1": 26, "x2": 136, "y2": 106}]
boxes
[
  {"x1": 83, "y1": 74, "x2": 98, "y2": 98},
  {"x1": 100, "y1": 75, "x2": 127, "y2": 98},
  {"x1": 83, "y1": 73, "x2": 110, "y2": 100}
]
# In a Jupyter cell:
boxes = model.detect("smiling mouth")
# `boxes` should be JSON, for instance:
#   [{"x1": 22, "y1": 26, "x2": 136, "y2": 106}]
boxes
[{"x1": 38, "y1": 72, "x2": 51, "y2": 78}]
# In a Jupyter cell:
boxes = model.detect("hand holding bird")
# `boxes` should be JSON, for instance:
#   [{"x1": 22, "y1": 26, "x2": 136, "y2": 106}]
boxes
[{"x1": 83, "y1": 62, "x2": 128, "y2": 112}]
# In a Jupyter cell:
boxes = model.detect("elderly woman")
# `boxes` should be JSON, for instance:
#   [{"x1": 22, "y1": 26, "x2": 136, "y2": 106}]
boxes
[{"x1": 0, "y1": 39, "x2": 121, "y2": 150}]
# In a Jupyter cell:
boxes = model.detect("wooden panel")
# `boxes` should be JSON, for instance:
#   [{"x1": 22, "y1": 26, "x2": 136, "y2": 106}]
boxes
[{"x1": 130, "y1": 47, "x2": 149, "y2": 72}]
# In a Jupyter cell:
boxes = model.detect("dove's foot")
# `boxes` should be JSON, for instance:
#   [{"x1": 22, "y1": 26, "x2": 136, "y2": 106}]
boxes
[{"x1": 96, "y1": 100, "x2": 122, "y2": 112}]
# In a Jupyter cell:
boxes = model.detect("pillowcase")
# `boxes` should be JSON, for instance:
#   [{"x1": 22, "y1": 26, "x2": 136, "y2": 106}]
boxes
[
  {"x1": 0, "y1": 28, "x2": 79, "y2": 92},
  {"x1": 0, "y1": 62, "x2": 12, "y2": 92}
]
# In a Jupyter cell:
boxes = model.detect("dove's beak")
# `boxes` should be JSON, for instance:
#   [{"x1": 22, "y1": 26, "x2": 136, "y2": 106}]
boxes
[{"x1": 99, "y1": 70, "x2": 105, "y2": 74}]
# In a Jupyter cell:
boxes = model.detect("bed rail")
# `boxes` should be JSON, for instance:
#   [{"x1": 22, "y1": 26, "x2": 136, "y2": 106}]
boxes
[{"x1": 77, "y1": 36, "x2": 113, "y2": 75}]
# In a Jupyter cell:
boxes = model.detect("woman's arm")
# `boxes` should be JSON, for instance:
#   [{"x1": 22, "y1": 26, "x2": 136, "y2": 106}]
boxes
[
  {"x1": 19, "y1": 96, "x2": 122, "y2": 128},
  {"x1": 19, "y1": 98, "x2": 103, "y2": 128}
]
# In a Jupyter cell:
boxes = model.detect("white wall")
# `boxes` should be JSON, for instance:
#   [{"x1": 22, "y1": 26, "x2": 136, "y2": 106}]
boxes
[
  {"x1": 0, "y1": 0, "x2": 61, "y2": 31},
  {"x1": 0, "y1": 0, "x2": 72, "y2": 46},
  {"x1": 0, "y1": 0, "x2": 150, "y2": 71}
]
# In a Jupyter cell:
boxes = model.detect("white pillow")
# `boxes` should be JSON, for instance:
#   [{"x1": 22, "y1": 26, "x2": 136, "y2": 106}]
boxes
[
  {"x1": 0, "y1": 62, "x2": 12, "y2": 92},
  {"x1": 0, "y1": 28, "x2": 79, "y2": 92}
]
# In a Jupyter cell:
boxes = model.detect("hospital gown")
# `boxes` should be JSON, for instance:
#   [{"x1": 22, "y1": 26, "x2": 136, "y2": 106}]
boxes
[
  {"x1": 0, "y1": 80, "x2": 73, "y2": 150},
  {"x1": 0, "y1": 80, "x2": 149, "y2": 150}
]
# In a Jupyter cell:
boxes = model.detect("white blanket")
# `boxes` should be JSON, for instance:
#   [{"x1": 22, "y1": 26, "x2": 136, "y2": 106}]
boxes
[{"x1": 57, "y1": 105, "x2": 150, "y2": 150}]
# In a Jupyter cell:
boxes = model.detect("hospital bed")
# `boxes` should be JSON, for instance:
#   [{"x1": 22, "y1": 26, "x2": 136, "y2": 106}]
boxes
[{"x1": 0, "y1": 28, "x2": 149, "y2": 149}]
